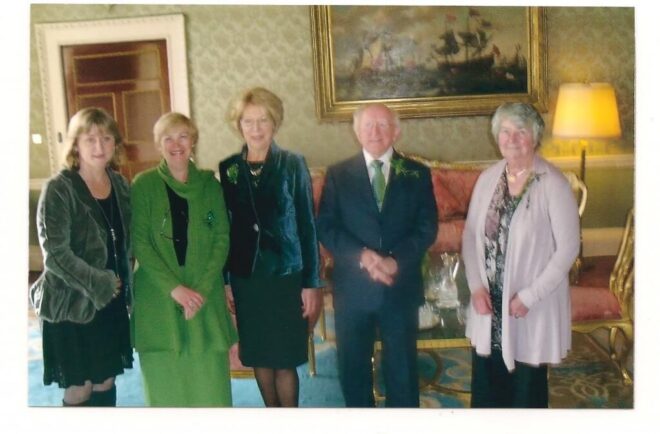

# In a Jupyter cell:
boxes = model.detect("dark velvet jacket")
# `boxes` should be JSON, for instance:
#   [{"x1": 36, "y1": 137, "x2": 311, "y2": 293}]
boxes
[
  {"x1": 29, "y1": 168, "x2": 132, "y2": 324},
  {"x1": 219, "y1": 143, "x2": 322, "y2": 289}
]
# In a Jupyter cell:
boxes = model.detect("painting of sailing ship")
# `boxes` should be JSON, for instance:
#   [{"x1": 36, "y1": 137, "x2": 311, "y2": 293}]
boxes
[{"x1": 311, "y1": 6, "x2": 546, "y2": 120}]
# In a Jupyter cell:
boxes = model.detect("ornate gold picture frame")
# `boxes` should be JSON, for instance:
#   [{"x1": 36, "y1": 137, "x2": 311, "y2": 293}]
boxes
[{"x1": 310, "y1": 6, "x2": 547, "y2": 121}]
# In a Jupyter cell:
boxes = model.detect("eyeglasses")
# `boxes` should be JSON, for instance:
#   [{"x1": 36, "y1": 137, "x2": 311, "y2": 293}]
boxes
[
  {"x1": 159, "y1": 210, "x2": 188, "y2": 242},
  {"x1": 240, "y1": 117, "x2": 272, "y2": 130},
  {"x1": 361, "y1": 121, "x2": 393, "y2": 131}
]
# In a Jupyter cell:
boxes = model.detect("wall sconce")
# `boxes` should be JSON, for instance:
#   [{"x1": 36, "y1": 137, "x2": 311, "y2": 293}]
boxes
[
  {"x1": 552, "y1": 82, "x2": 622, "y2": 184},
  {"x1": 552, "y1": 82, "x2": 621, "y2": 280}
]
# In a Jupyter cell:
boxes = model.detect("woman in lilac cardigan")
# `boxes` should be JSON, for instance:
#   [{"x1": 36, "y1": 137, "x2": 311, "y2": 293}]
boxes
[{"x1": 462, "y1": 102, "x2": 580, "y2": 408}]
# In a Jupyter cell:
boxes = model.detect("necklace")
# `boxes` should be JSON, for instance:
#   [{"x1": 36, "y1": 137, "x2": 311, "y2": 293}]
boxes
[
  {"x1": 505, "y1": 165, "x2": 528, "y2": 183},
  {"x1": 95, "y1": 190, "x2": 119, "y2": 278},
  {"x1": 247, "y1": 161, "x2": 264, "y2": 177}
]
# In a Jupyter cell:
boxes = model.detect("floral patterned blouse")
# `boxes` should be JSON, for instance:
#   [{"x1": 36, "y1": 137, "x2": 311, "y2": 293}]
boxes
[{"x1": 484, "y1": 170, "x2": 538, "y2": 350}]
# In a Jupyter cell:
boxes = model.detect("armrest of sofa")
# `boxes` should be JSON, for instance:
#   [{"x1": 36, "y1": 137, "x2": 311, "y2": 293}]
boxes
[{"x1": 310, "y1": 167, "x2": 334, "y2": 283}]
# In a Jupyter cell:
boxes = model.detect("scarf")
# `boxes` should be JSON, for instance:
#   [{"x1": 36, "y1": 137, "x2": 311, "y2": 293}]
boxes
[{"x1": 156, "y1": 159, "x2": 209, "y2": 200}]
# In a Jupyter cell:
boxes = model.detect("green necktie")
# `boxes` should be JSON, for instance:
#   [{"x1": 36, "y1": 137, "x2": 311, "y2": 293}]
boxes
[{"x1": 371, "y1": 159, "x2": 386, "y2": 210}]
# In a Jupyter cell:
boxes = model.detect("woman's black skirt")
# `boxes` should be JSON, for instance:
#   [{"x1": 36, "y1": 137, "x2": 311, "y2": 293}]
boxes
[
  {"x1": 42, "y1": 294, "x2": 133, "y2": 388},
  {"x1": 231, "y1": 263, "x2": 308, "y2": 369}
]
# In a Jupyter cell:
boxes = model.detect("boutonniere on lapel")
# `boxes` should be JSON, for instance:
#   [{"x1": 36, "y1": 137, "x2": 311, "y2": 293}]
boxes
[
  {"x1": 226, "y1": 163, "x2": 239, "y2": 185},
  {"x1": 204, "y1": 211, "x2": 215, "y2": 228},
  {"x1": 530, "y1": 172, "x2": 543, "y2": 183},
  {"x1": 390, "y1": 158, "x2": 420, "y2": 178}
]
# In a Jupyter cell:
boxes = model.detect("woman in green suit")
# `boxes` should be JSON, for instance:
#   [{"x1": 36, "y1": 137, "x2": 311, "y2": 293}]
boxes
[{"x1": 130, "y1": 112, "x2": 237, "y2": 406}]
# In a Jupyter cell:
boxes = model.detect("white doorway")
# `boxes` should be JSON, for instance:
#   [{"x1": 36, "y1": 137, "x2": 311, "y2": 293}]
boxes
[{"x1": 35, "y1": 13, "x2": 190, "y2": 175}]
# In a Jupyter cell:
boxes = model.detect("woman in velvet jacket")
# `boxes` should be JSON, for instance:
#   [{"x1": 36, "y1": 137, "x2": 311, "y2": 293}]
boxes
[
  {"x1": 29, "y1": 107, "x2": 133, "y2": 406},
  {"x1": 462, "y1": 102, "x2": 580, "y2": 408},
  {"x1": 131, "y1": 112, "x2": 237, "y2": 406},
  {"x1": 219, "y1": 87, "x2": 323, "y2": 407}
]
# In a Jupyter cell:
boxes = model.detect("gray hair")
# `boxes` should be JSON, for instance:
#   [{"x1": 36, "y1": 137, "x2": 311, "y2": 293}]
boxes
[
  {"x1": 491, "y1": 102, "x2": 545, "y2": 148},
  {"x1": 352, "y1": 103, "x2": 401, "y2": 136}
]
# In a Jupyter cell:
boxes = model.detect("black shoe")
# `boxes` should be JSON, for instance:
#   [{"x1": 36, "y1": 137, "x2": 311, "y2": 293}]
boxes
[{"x1": 89, "y1": 385, "x2": 116, "y2": 407}]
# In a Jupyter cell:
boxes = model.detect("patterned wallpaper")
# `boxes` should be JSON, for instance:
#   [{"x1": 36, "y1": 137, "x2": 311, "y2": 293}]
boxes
[
  {"x1": 544, "y1": 7, "x2": 635, "y2": 157},
  {"x1": 29, "y1": 5, "x2": 635, "y2": 178}
]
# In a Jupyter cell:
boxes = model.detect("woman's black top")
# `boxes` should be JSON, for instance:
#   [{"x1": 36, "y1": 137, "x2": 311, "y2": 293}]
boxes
[{"x1": 166, "y1": 184, "x2": 189, "y2": 266}]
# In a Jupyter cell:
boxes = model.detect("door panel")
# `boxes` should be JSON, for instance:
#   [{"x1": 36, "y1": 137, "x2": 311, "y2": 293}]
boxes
[
  {"x1": 62, "y1": 40, "x2": 171, "y2": 180},
  {"x1": 76, "y1": 93, "x2": 117, "y2": 118},
  {"x1": 123, "y1": 89, "x2": 163, "y2": 164}
]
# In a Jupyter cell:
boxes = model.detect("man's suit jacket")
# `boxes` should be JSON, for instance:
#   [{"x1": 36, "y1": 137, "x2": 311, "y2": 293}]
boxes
[{"x1": 316, "y1": 150, "x2": 438, "y2": 307}]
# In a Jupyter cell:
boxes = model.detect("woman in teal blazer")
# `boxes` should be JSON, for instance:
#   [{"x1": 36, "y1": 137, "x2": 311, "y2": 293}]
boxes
[
  {"x1": 131, "y1": 112, "x2": 237, "y2": 406},
  {"x1": 219, "y1": 87, "x2": 323, "y2": 407}
]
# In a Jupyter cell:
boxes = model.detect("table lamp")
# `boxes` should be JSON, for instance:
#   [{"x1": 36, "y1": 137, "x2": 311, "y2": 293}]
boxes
[
  {"x1": 552, "y1": 82, "x2": 621, "y2": 281},
  {"x1": 552, "y1": 82, "x2": 622, "y2": 183}
]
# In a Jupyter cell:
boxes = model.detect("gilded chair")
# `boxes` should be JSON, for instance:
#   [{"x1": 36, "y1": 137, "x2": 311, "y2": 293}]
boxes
[
  {"x1": 564, "y1": 171, "x2": 588, "y2": 283},
  {"x1": 564, "y1": 171, "x2": 588, "y2": 217},
  {"x1": 570, "y1": 208, "x2": 634, "y2": 385}
]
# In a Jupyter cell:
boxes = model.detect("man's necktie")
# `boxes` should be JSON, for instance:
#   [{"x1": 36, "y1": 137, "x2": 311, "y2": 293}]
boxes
[{"x1": 371, "y1": 159, "x2": 386, "y2": 210}]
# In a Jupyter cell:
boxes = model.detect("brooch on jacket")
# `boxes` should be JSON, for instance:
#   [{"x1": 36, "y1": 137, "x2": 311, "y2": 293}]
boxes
[
  {"x1": 524, "y1": 172, "x2": 543, "y2": 209},
  {"x1": 391, "y1": 158, "x2": 420, "y2": 178},
  {"x1": 205, "y1": 211, "x2": 215, "y2": 228},
  {"x1": 226, "y1": 163, "x2": 239, "y2": 185}
]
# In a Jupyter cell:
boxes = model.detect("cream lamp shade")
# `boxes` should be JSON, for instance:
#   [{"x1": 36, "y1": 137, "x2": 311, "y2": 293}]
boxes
[
  {"x1": 552, "y1": 83, "x2": 621, "y2": 282},
  {"x1": 552, "y1": 83, "x2": 621, "y2": 139}
]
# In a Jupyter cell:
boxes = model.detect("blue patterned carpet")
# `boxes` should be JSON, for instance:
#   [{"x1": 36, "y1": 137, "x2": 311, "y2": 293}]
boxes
[{"x1": 28, "y1": 295, "x2": 632, "y2": 408}]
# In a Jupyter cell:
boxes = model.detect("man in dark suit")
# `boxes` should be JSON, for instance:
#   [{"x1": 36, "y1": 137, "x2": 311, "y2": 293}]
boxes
[{"x1": 316, "y1": 103, "x2": 438, "y2": 407}]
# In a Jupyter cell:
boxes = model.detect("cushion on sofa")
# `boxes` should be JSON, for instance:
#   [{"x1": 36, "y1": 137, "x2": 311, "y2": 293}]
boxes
[{"x1": 430, "y1": 169, "x2": 481, "y2": 220}]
